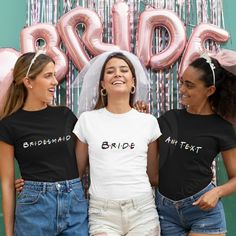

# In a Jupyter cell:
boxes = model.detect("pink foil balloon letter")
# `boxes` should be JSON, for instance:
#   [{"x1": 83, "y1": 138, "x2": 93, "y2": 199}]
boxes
[
  {"x1": 57, "y1": 7, "x2": 119, "y2": 71},
  {"x1": 20, "y1": 23, "x2": 68, "y2": 82},
  {"x1": 178, "y1": 23, "x2": 230, "y2": 77},
  {"x1": 137, "y1": 8, "x2": 186, "y2": 70},
  {"x1": 112, "y1": 0, "x2": 131, "y2": 51},
  {"x1": 0, "y1": 48, "x2": 21, "y2": 110}
]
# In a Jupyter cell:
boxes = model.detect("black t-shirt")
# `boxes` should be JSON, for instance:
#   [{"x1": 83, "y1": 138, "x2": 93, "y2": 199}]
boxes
[
  {"x1": 158, "y1": 109, "x2": 236, "y2": 200},
  {"x1": 0, "y1": 106, "x2": 79, "y2": 182}
]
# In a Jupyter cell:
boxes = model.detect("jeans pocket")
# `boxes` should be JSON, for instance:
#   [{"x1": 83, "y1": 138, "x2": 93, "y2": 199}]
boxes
[
  {"x1": 136, "y1": 198, "x2": 156, "y2": 213},
  {"x1": 71, "y1": 186, "x2": 87, "y2": 202},
  {"x1": 89, "y1": 207, "x2": 104, "y2": 217},
  {"x1": 16, "y1": 189, "x2": 42, "y2": 205}
]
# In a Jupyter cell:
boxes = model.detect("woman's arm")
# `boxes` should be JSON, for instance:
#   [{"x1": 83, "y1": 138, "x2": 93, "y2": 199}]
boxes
[
  {"x1": 216, "y1": 148, "x2": 236, "y2": 197},
  {"x1": 0, "y1": 141, "x2": 15, "y2": 236},
  {"x1": 193, "y1": 147, "x2": 236, "y2": 210},
  {"x1": 75, "y1": 139, "x2": 89, "y2": 179},
  {"x1": 147, "y1": 140, "x2": 159, "y2": 187}
]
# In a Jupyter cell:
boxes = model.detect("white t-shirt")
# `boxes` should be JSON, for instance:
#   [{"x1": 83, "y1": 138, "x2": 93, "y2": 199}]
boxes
[{"x1": 73, "y1": 108, "x2": 161, "y2": 200}]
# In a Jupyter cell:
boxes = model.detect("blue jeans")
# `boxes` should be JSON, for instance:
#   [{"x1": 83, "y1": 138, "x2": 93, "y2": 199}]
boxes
[
  {"x1": 156, "y1": 183, "x2": 227, "y2": 236},
  {"x1": 14, "y1": 178, "x2": 88, "y2": 236}
]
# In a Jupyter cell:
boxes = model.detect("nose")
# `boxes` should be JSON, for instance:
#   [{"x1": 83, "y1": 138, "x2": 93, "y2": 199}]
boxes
[
  {"x1": 52, "y1": 75, "x2": 58, "y2": 85},
  {"x1": 114, "y1": 69, "x2": 121, "y2": 77},
  {"x1": 179, "y1": 82, "x2": 185, "y2": 93}
]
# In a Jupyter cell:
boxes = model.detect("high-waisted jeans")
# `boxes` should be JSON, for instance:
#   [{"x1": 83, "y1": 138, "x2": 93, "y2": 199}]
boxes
[
  {"x1": 14, "y1": 178, "x2": 88, "y2": 236},
  {"x1": 156, "y1": 183, "x2": 226, "y2": 236}
]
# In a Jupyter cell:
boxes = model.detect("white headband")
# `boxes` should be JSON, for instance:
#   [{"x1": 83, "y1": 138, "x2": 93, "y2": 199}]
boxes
[
  {"x1": 25, "y1": 49, "x2": 45, "y2": 77},
  {"x1": 200, "y1": 52, "x2": 216, "y2": 85}
]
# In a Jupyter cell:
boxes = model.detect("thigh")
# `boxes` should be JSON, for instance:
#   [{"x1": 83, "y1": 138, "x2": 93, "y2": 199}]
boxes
[
  {"x1": 188, "y1": 200, "x2": 227, "y2": 235},
  {"x1": 14, "y1": 189, "x2": 56, "y2": 236},
  {"x1": 91, "y1": 233, "x2": 121, "y2": 236},
  {"x1": 88, "y1": 199, "x2": 122, "y2": 236},
  {"x1": 60, "y1": 184, "x2": 89, "y2": 236},
  {"x1": 189, "y1": 233, "x2": 225, "y2": 236},
  {"x1": 128, "y1": 195, "x2": 160, "y2": 236},
  {"x1": 156, "y1": 192, "x2": 187, "y2": 236}
]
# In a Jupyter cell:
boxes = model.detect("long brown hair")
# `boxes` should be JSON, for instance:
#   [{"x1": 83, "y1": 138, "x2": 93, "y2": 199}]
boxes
[
  {"x1": 0, "y1": 52, "x2": 54, "y2": 119},
  {"x1": 94, "y1": 52, "x2": 136, "y2": 109}
]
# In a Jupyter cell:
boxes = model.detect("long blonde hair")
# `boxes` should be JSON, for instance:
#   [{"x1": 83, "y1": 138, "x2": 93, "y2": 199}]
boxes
[{"x1": 0, "y1": 52, "x2": 54, "y2": 119}]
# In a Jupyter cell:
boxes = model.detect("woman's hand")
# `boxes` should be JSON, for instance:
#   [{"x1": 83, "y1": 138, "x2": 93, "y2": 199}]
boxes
[
  {"x1": 192, "y1": 187, "x2": 221, "y2": 211},
  {"x1": 15, "y1": 178, "x2": 24, "y2": 193},
  {"x1": 133, "y1": 101, "x2": 149, "y2": 113}
]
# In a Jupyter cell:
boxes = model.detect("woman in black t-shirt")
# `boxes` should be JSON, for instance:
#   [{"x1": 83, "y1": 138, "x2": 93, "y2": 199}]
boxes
[
  {"x1": 0, "y1": 52, "x2": 88, "y2": 236},
  {"x1": 157, "y1": 53, "x2": 236, "y2": 236},
  {"x1": 135, "y1": 50, "x2": 236, "y2": 236}
]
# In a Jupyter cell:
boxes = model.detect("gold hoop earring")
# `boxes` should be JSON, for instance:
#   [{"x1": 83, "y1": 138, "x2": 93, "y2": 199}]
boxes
[
  {"x1": 130, "y1": 86, "x2": 135, "y2": 94},
  {"x1": 101, "y1": 88, "x2": 107, "y2": 96}
]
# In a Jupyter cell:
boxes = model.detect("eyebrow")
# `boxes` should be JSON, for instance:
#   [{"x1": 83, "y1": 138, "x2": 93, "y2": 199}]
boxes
[
  {"x1": 44, "y1": 72, "x2": 54, "y2": 76},
  {"x1": 105, "y1": 65, "x2": 129, "y2": 70},
  {"x1": 182, "y1": 79, "x2": 195, "y2": 85}
]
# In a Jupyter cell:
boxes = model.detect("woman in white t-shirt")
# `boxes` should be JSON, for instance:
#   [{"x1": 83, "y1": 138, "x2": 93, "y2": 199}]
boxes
[{"x1": 73, "y1": 50, "x2": 161, "y2": 236}]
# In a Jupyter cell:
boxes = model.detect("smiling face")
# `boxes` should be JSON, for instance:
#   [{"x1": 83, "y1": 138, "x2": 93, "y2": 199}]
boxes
[
  {"x1": 180, "y1": 66, "x2": 215, "y2": 111},
  {"x1": 101, "y1": 57, "x2": 135, "y2": 96},
  {"x1": 27, "y1": 61, "x2": 58, "y2": 105}
]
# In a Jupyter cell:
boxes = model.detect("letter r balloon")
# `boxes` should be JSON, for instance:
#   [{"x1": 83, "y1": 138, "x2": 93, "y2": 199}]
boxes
[{"x1": 57, "y1": 6, "x2": 119, "y2": 71}]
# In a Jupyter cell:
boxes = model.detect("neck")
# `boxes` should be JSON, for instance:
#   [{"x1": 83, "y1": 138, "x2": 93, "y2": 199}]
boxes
[
  {"x1": 23, "y1": 101, "x2": 48, "y2": 111},
  {"x1": 186, "y1": 103, "x2": 214, "y2": 115},
  {"x1": 106, "y1": 96, "x2": 132, "y2": 114}
]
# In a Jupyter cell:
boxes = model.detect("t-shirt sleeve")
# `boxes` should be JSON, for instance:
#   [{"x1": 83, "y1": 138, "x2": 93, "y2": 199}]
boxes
[
  {"x1": 219, "y1": 124, "x2": 236, "y2": 151},
  {"x1": 67, "y1": 107, "x2": 78, "y2": 126},
  {"x1": 72, "y1": 112, "x2": 87, "y2": 143},
  {"x1": 0, "y1": 120, "x2": 14, "y2": 145},
  {"x1": 149, "y1": 115, "x2": 162, "y2": 143}
]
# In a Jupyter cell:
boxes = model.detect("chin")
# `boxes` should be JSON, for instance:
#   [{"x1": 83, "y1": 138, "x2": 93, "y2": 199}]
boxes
[
  {"x1": 180, "y1": 100, "x2": 187, "y2": 106},
  {"x1": 45, "y1": 98, "x2": 53, "y2": 104}
]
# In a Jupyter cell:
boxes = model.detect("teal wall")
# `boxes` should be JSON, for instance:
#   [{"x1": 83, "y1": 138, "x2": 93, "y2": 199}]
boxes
[
  {"x1": 0, "y1": 1, "x2": 236, "y2": 235},
  {"x1": 0, "y1": 2, "x2": 26, "y2": 234},
  {"x1": 223, "y1": 1, "x2": 236, "y2": 50},
  {"x1": 0, "y1": 1, "x2": 26, "y2": 49}
]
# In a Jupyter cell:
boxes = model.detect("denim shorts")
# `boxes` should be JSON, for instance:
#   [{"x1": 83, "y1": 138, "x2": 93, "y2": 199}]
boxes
[
  {"x1": 89, "y1": 193, "x2": 160, "y2": 236},
  {"x1": 156, "y1": 183, "x2": 227, "y2": 236},
  {"x1": 14, "y1": 178, "x2": 88, "y2": 236}
]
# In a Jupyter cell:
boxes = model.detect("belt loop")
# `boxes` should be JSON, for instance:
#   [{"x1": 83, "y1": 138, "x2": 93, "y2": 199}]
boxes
[
  {"x1": 66, "y1": 180, "x2": 71, "y2": 192},
  {"x1": 103, "y1": 200, "x2": 108, "y2": 211},
  {"x1": 43, "y1": 183, "x2": 46, "y2": 194},
  {"x1": 55, "y1": 182, "x2": 60, "y2": 191},
  {"x1": 132, "y1": 198, "x2": 138, "y2": 209}
]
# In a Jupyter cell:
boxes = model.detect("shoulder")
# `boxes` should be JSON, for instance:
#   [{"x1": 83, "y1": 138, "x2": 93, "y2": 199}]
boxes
[
  {"x1": 50, "y1": 105, "x2": 75, "y2": 115},
  {"x1": 79, "y1": 109, "x2": 103, "y2": 119},
  {"x1": 131, "y1": 110, "x2": 158, "y2": 126},
  {"x1": 214, "y1": 114, "x2": 235, "y2": 130},
  {"x1": 157, "y1": 109, "x2": 181, "y2": 121},
  {"x1": 47, "y1": 106, "x2": 78, "y2": 124},
  {"x1": 49, "y1": 105, "x2": 71, "y2": 113},
  {"x1": 0, "y1": 109, "x2": 22, "y2": 124}
]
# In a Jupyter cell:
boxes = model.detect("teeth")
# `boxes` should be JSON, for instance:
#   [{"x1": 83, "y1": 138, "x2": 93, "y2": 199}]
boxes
[{"x1": 112, "y1": 81, "x2": 124, "y2": 85}]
